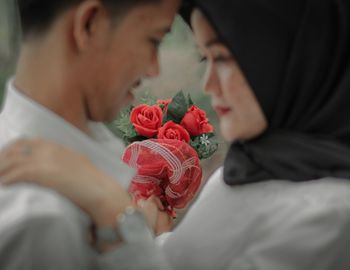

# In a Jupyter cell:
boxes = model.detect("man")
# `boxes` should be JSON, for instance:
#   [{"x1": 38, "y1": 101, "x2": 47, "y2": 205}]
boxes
[{"x1": 0, "y1": 0, "x2": 179, "y2": 269}]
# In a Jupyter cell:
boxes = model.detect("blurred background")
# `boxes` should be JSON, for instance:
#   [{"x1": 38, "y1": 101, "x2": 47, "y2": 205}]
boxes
[
  {"x1": 0, "y1": 5, "x2": 228, "y2": 216},
  {"x1": 0, "y1": 0, "x2": 20, "y2": 103}
]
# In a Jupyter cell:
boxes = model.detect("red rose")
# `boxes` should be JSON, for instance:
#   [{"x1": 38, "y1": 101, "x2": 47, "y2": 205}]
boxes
[
  {"x1": 130, "y1": 104, "x2": 163, "y2": 138},
  {"x1": 158, "y1": 121, "x2": 190, "y2": 143},
  {"x1": 181, "y1": 105, "x2": 214, "y2": 136},
  {"x1": 157, "y1": 99, "x2": 171, "y2": 112}
]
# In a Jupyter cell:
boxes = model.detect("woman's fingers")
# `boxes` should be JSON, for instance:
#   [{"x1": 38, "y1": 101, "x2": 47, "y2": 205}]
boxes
[
  {"x1": 0, "y1": 139, "x2": 38, "y2": 167},
  {"x1": 153, "y1": 196, "x2": 165, "y2": 211},
  {"x1": 0, "y1": 163, "x2": 35, "y2": 185},
  {"x1": 2, "y1": 138, "x2": 34, "y2": 153},
  {"x1": 0, "y1": 139, "x2": 43, "y2": 185},
  {"x1": 137, "y1": 195, "x2": 175, "y2": 235},
  {"x1": 0, "y1": 154, "x2": 27, "y2": 177},
  {"x1": 155, "y1": 210, "x2": 173, "y2": 236},
  {"x1": 138, "y1": 196, "x2": 161, "y2": 231}
]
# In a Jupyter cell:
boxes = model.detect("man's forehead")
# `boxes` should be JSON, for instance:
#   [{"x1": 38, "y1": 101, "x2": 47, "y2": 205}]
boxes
[{"x1": 126, "y1": 0, "x2": 179, "y2": 24}]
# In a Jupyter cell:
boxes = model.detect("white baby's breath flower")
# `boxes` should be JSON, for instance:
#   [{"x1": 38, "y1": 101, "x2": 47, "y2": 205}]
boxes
[{"x1": 200, "y1": 134, "x2": 210, "y2": 147}]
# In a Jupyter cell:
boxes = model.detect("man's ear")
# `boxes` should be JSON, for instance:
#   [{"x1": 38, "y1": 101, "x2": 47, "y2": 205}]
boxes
[{"x1": 73, "y1": 0, "x2": 106, "y2": 52}]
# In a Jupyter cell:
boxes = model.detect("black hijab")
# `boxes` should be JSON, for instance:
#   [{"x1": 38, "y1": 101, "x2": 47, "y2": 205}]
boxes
[{"x1": 182, "y1": 0, "x2": 350, "y2": 185}]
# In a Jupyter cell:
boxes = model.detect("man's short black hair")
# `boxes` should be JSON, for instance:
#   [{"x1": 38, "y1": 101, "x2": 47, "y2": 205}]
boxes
[{"x1": 18, "y1": 0, "x2": 161, "y2": 39}]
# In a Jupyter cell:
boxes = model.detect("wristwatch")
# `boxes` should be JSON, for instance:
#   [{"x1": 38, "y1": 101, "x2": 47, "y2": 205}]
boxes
[{"x1": 94, "y1": 206, "x2": 154, "y2": 248}]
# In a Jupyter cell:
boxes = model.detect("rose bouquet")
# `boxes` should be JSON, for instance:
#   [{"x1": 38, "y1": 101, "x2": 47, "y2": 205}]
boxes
[{"x1": 113, "y1": 91, "x2": 218, "y2": 217}]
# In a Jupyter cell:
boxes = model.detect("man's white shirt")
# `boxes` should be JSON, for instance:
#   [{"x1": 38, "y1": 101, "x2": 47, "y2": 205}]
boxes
[{"x1": 0, "y1": 80, "x2": 170, "y2": 270}]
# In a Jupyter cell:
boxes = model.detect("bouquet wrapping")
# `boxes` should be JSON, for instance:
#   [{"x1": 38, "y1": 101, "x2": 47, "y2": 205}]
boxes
[
  {"x1": 114, "y1": 91, "x2": 218, "y2": 217},
  {"x1": 122, "y1": 139, "x2": 202, "y2": 217}
]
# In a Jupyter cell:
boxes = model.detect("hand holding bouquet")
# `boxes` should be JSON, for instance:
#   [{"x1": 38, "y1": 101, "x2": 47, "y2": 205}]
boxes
[{"x1": 114, "y1": 91, "x2": 218, "y2": 218}]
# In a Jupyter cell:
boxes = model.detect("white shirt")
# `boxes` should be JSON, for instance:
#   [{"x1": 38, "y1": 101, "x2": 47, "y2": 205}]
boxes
[
  {"x1": 160, "y1": 167, "x2": 350, "y2": 270},
  {"x1": 0, "y1": 81, "x2": 170, "y2": 270}
]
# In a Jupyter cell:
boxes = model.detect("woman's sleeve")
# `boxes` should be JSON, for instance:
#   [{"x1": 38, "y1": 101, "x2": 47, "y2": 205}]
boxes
[{"x1": 230, "y1": 199, "x2": 350, "y2": 270}]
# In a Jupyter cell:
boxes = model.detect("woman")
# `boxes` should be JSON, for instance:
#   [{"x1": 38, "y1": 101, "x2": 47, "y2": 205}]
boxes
[{"x1": 2, "y1": 0, "x2": 350, "y2": 269}]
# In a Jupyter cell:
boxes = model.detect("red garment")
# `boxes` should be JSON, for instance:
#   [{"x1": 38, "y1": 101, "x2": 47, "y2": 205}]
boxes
[{"x1": 122, "y1": 139, "x2": 202, "y2": 217}]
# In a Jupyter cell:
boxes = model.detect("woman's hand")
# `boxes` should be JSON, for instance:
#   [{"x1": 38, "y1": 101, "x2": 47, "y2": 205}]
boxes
[
  {"x1": 138, "y1": 196, "x2": 174, "y2": 236},
  {"x1": 0, "y1": 138, "x2": 173, "y2": 234},
  {"x1": 0, "y1": 138, "x2": 132, "y2": 227}
]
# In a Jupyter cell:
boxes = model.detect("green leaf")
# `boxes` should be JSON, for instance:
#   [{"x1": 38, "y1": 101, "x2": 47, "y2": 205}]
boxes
[
  {"x1": 109, "y1": 106, "x2": 138, "y2": 145},
  {"x1": 164, "y1": 90, "x2": 189, "y2": 124},
  {"x1": 190, "y1": 135, "x2": 219, "y2": 160},
  {"x1": 126, "y1": 135, "x2": 148, "y2": 144}
]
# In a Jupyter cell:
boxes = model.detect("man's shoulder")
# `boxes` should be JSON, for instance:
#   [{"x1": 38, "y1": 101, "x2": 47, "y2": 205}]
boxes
[
  {"x1": 0, "y1": 117, "x2": 21, "y2": 150},
  {"x1": 0, "y1": 184, "x2": 89, "y2": 230},
  {"x1": 0, "y1": 185, "x2": 93, "y2": 270}
]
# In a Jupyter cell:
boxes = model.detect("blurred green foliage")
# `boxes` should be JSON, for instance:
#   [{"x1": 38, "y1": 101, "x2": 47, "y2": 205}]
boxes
[
  {"x1": 0, "y1": 0, "x2": 20, "y2": 107},
  {"x1": 0, "y1": 60, "x2": 14, "y2": 105}
]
